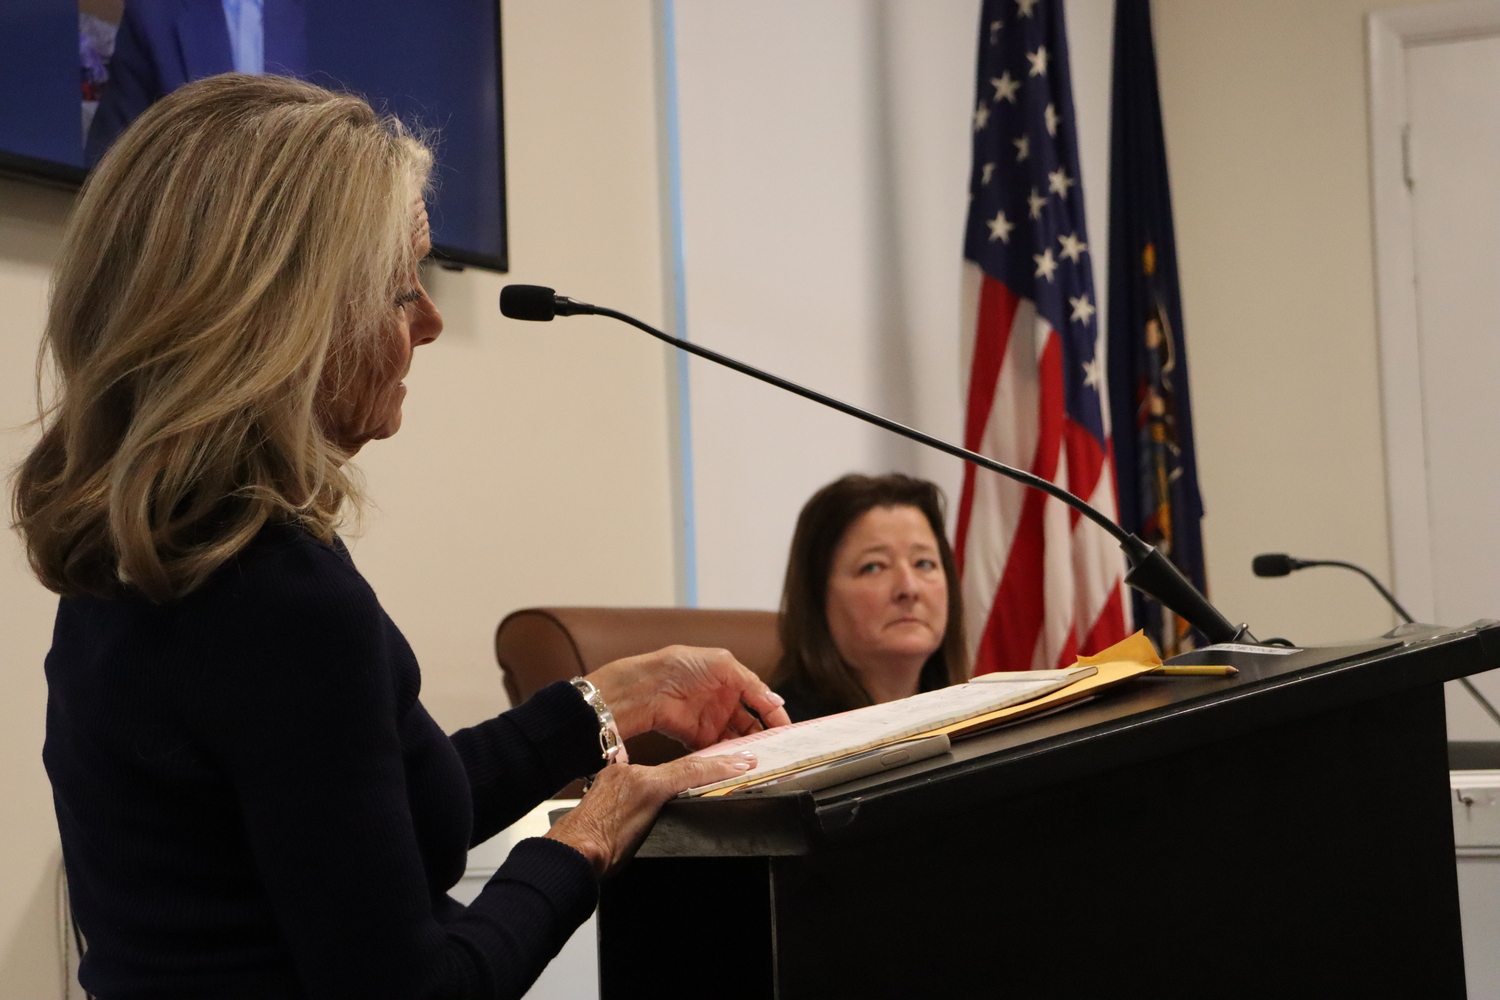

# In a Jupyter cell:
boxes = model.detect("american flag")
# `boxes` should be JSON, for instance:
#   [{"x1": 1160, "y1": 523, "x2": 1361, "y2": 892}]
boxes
[{"x1": 955, "y1": 0, "x2": 1129, "y2": 674}]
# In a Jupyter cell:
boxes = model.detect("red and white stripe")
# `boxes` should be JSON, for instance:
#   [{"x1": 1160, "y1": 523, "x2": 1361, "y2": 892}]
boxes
[{"x1": 955, "y1": 264, "x2": 1129, "y2": 675}]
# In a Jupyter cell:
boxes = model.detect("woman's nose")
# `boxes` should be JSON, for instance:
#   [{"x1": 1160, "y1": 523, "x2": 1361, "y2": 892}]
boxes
[
  {"x1": 892, "y1": 564, "x2": 920, "y2": 599},
  {"x1": 413, "y1": 295, "x2": 444, "y2": 347}
]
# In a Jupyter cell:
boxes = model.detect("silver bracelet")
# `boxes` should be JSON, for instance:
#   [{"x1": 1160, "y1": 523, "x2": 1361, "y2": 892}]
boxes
[{"x1": 570, "y1": 676, "x2": 629, "y2": 768}]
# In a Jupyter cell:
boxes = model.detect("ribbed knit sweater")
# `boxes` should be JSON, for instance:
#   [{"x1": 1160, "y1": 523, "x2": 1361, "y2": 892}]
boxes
[{"x1": 43, "y1": 523, "x2": 601, "y2": 1000}]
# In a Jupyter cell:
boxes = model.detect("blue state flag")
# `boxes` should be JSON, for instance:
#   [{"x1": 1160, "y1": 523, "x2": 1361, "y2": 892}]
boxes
[{"x1": 1105, "y1": 0, "x2": 1208, "y2": 656}]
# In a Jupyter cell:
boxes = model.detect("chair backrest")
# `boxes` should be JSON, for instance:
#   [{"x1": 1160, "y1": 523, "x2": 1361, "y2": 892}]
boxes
[{"x1": 494, "y1": 606, "x2": 782, "y2": 769}]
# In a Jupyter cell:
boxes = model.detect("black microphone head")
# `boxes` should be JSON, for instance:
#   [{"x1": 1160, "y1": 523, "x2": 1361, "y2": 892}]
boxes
[
  {"x1": 1252, "y1": 553, "x2": 1298, "y2": 577},
  {"x1": 499, "y1": 284, "x2": 558, "y2": 322}
]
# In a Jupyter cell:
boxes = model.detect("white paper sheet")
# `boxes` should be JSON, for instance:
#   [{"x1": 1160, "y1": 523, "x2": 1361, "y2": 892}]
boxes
[{"x1": 682, "y1": 666, "x2": 1095, "y2": 795}]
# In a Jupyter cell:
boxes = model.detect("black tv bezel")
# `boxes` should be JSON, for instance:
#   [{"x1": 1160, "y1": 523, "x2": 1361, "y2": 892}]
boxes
[
  {"x1": 0, "y1": 5, "x2": 508, "y2": 273},
  {"x1": 0, "y1": 150, "x2": 87, "y2": 190}
]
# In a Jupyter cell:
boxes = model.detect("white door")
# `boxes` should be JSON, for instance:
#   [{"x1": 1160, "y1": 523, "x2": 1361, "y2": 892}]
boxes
[
  {"x1": 1373, "y1": 12, "x2": 1500, "y2": 995},
  {"x1": 1376, "y1": 20, "x2": 1500, "y2": 742}
]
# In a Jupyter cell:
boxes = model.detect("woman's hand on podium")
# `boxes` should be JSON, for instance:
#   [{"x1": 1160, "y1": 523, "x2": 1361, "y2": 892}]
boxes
[
  {"x1": 588, "y1": 645, "x2": 792, "y2": 749},
  {"x1": 549, "y1": 648, "x2": 786, "y2": 877},
  {"x1": 546, "y1": 752, "x2": 755, "y2": 876}
]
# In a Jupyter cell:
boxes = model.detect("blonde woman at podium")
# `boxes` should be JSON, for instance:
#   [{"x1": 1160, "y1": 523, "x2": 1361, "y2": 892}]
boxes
[
  {"x1": 772, "y1": 474, "x2": 968, "y2": 721},
  {"x1": 15, "y1": 75, "x2": 789, "y2": 1000}
]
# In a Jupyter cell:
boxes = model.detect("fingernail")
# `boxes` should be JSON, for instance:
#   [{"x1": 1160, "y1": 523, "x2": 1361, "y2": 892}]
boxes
[
  {"x1": 765, "y1": 691, "x2": 786, "y2": 707},
  {"x1": 736, "y1": 751, "x2": 756, "y2": 759},
  {"x1": 733, "y1": 761, "x2": 752, "y2": 770}
]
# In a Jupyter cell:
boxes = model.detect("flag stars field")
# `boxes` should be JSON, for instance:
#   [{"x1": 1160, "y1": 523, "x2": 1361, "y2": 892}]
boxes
[
  {"x1": 1028, "y1": 187, "x2": 1048, "y2": 219},
  {"x1": 1027, "y1": 47, "x2": 1049, "y2": 76},
  {"x1": 1014, "y1": 134, "x2": 1030, "y2": 161},
  {"x1": 1070, "y1": 294, "x2": 1096, "y2": 325},
  {"x1": 1017, "y1": 0, "x2": 1039, "y2": 18},
  {"x1": 988, "y1": 211, "x2": 1014, "y2": 243},
  {"x1": 1059, "y1": 232, "x2": 1087, "y2": 261},
  {"x1": 1034, "y1": 248, "x2": 1058, "y2": 281},
  {"x1": 974, "y1": 102, "x2": 990, "y2": 132},
  {"x1": 1048, "y1": 167, "x2": 1074, "y2": 198},
  {"x1": 991, "y1": 72, "x2": 1020, "y2": 103},
  {"x1": 1082, "y1": 355, "x2": 1105, "y2": 391},
  {"x1": 1044, "y1": 103, "x2": 1059, "y2": 136}
]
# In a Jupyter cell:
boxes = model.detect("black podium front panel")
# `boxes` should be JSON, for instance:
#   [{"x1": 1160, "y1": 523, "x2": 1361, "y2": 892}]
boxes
[{"x1": 599, "y1": 623, "x2": 1499, "y2": 999}]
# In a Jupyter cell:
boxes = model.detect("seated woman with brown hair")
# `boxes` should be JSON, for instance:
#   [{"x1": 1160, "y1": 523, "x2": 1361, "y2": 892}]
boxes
[{"x1": 772, "y1": 473, "x2": 968, "y2": 721}]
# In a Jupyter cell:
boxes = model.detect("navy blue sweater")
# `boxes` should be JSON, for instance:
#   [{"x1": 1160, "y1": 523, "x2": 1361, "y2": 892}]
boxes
[{"x1": 43, "y1": 523, "x2": 601, "y2": 1000}]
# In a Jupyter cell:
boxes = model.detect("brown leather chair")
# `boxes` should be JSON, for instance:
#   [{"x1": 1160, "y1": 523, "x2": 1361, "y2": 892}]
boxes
[{"x1": 494, "y1": 607, "x2": 781, "y2": 781}]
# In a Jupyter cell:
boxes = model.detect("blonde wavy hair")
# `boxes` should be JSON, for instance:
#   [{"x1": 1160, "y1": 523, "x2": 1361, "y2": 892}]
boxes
[{"x1": 13, "y1": 74, "x2": 432, "y2": 601}]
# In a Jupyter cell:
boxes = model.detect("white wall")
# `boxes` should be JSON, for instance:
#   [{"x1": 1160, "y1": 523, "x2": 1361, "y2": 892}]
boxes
[
  {"x1": 0, "y1": 1, "x2": 677, "y2": 994},
  {"x1": 672, "y1": 0, "x2": 1113, "y2": 611},
  {"x1": 673, "y1": 0, "x2": 908, "y2": 611}
]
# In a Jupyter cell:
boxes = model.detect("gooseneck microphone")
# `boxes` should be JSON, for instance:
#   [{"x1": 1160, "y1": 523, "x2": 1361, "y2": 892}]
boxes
[
  {"x1": 498, "y1": 285, "x2": 596, "y2": 321},
  {"x1": 1253, "y1": 551, "x2": 1500, "y2": 725},
  {"x1": 1252, "y1": 553, "x2": 1414, "y2": 622},
  {"x1": 1250, "y1": 553, "x2": 1302, "y2": 578},
  {"x1": 500, "y1": 284, "x2": 1250, "y2": 646}
]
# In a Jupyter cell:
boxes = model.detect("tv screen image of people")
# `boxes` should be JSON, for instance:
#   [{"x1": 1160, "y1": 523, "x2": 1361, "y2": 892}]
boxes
[{"x1": 1, "y1": 0, "x2": 507, "y2": 270}]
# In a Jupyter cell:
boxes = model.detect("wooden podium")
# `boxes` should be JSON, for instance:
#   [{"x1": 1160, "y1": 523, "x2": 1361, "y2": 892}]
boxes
[{"x1": 596, "y1": 622, "x2": 1499, "y2": 999}]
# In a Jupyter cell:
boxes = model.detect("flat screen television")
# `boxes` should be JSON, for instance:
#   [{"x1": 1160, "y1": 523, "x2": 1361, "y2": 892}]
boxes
[{"x1": 0, "y1": 0, "x2": 507, "y2": 270}]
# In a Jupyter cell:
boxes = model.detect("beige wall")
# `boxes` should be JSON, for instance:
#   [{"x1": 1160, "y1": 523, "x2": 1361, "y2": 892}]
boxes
[
  {"x1": 1154, "y1": 0, "x2": 1441, "y2": 645},
  {"x1": 0, "y1": 1, "x2": 674, "y2": 994},
  {"x1": 0, "y1": 180, "x2": 74, "y2": 999}
]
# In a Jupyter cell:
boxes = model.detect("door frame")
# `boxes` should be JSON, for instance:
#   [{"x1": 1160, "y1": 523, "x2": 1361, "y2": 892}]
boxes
[{"x1": 1368, "y1": 0, "x2": 1500, "y2": 623}]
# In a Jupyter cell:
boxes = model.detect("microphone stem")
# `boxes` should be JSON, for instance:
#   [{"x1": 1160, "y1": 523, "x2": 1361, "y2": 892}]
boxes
[
  {"x1": 1297, "y1": 558, "x2": 1500, "y2": 728},
  {"x1": 1299, "y1": 560, "x2": 1415, "y2": 623},
  {"x1": 1462, "y1": 677, "x2": 1500, "y2": 730},
  {"x1": 593, "y1": 307, "x2": 1130, "y2": 546},
  {"x1": 588, "y1": 306, "x2": 1243, "y2": 646}
]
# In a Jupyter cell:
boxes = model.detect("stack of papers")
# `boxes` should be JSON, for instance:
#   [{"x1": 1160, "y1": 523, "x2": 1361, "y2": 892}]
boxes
[
  {"x1": 686, "y1": 631, "x2": 1162, "y2": 796},
  {"x1": 683, "y1": 668, "x2": 1088, "y2": 796},
  {"x1": 687, "y1": 665, "x2": 1164, "y2": 797}
]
